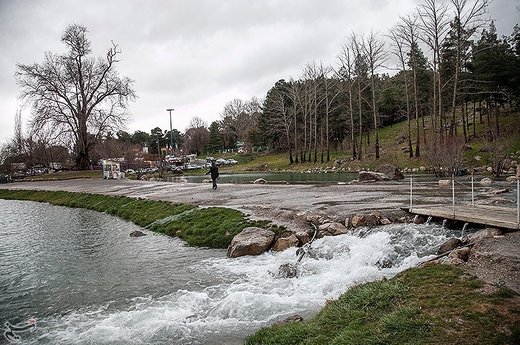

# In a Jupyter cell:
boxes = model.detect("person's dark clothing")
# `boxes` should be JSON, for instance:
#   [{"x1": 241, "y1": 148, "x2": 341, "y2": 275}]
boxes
[{"x1": 206, "y1": 163, "x2": 219, "y2": 189}]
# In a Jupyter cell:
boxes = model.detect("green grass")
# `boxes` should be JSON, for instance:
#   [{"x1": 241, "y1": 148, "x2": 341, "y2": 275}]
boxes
[
  {"x1": 0, "y1": 189, "x2": 281, "y2": 248},
  {"x1": 245, "y1": 264, "x2": 520, "y2": 345}
]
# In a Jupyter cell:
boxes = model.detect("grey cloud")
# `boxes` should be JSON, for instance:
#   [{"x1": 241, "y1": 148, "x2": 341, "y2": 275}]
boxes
[{"x1": 0, "y1": 0, "x2": 518, "y2": 144}]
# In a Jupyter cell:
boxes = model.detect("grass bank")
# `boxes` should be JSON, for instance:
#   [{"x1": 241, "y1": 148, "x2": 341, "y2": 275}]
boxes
[
  {"x1": 0, "y1": 189, "x2": 282, "y2": 248},
  {"x1": 246, "y1": 264, "x2": 520, "y2": 345}
]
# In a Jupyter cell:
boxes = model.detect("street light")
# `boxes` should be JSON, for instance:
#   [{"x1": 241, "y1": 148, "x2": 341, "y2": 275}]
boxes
[{"x1": 166, "y1": 108, "x2": 174, "y2": 155}]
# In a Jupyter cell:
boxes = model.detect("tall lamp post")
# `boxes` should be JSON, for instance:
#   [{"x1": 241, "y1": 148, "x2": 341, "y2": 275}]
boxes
[{"x1": 166, "y1": 108, "x2": 174, "y2": 155}]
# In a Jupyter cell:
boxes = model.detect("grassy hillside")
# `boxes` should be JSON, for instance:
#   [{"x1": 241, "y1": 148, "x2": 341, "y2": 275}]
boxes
[{"x1": 222, "y1": 110, "x2": 520, "y2": 174}]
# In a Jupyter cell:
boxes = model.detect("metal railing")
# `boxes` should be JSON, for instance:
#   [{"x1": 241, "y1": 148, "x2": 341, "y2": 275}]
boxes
[{"x1": 409, "y1": 174, "x2": 520, "y2": 226}]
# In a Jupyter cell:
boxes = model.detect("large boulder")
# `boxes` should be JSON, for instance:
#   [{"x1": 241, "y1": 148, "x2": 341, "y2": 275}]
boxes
[
  {"x1": 448, "y1": 246, "x2": 471, "y2": 261},
  {"x1": 227, "y1": 227, "x2": 275, "y2": 258},
  {"x1": 438, "y1": 180, "x2": 451, "y2": 188},
  {"x1": 468, "y1": 227, "x2": 503, "y2": 243},
  {"x1": 358, "y1": 171, "x2": 390, "y2": 182},
  {"x1": 305, "y1": 212, "x2": 331, "y2": 225},
  {"x1": 377, "y1": 164, "x2": 404, "y2": 180},
  {"x1": 436, "y1": 238, "x2": 463, "y2": 255},
  {"x1": 350, "y1": 211, "x2": 389, "y2": 228},
  {"x1": 294, "y1": 230, "x2": 312, "y2": 245},
  {"x1": 272, "y1": 233, "x2": 300, "y2": 251},
  {"x1": 318, "y1": 222, "x2": 349, "y2": 237},
  {"x1": 480, "y1": 177, "x2": 493, "y2": 186}
]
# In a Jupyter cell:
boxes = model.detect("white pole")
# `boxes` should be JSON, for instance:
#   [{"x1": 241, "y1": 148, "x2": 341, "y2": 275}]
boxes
[
  {"x1": 409, "y1": 175, "x2": 413, "y2": 212},
  {"x1": 452, "y1": 174, "x2": 455, "y2": 217}
]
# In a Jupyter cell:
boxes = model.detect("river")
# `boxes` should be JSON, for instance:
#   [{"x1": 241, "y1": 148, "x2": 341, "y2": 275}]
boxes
[{"x1": 0, "y1": 199, "x2": 461, "y2": 344}]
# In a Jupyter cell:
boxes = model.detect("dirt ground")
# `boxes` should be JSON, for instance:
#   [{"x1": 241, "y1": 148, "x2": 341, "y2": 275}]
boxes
[
  {"x1": 465, "y1": 231, "x2": 520, "y2": 293},
  {"x1": 4, "y1": 178, "x2": 519, "y2": 292}
]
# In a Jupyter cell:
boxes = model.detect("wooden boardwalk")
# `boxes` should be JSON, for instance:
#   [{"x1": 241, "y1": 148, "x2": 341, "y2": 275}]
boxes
[{"x1": 407, "y1": 204, "x2": 520, "y2": 230}]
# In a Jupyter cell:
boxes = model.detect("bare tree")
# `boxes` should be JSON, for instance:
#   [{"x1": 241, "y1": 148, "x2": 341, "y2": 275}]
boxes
[
  {"x1": 301, "y1": 61, "x2": 326, "y2": 162},
  {"x1": 419, "y1": 0, "x2": 449, "y2": 140},
  {"x1": 389, "y1": 27, "x2": 413, "y2": 158},
  {"x1": 424, "y1": 131, "x2": 466, "y2": 177},
  {"x1": 337, "y1": 40, "x2": 358, "y2": 159},
  {"x1": 448, "y1": 0, "x2": 489, "y2": 137},
  {"x1": 321, "y1": 64, "x2": 341, "y2": 162},
  {"x1": 362, "y1": 31, "x2": 386, "y2": 159},
  {"x1": 183, "y1": 117, "x2": 209, "y2": 156},
  {"x1": 15, "y1": 24, "x2": 136, "y2": 170},
  {"x1": 221, "y1": 98, "x2": 261, "y2": 152},
  {"x1": 265, "y1": 82, "x2": 294, "y2": 163},
  {"x1": 398, "y1": 15, "x2": 423, "y2": 157},
  {"x1": 287, "y1": 80, "x2": 303, "y2": 163},
  {"x1": 351, "y1": 33, "x2": 370, "y2": 159}
]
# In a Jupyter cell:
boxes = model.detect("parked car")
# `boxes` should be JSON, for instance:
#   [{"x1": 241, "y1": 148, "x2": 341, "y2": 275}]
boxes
[
  {"x1": 124, "y1": 169, "x2": 136, "y2": 174},
  {"x1": 216, "y1": 158, "x2": 227, "y2": 165},
  {"x1": 185, "y1": 164, "x2": 201, "y2": 170},
  {"x1": 169, "y1": 166, "x2": 183, "y2": 173}
]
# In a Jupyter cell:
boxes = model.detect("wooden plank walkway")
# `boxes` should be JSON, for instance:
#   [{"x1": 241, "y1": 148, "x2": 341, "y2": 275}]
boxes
[{"x1": 407, "y1": 204, "x2": 520, "y2": 230}]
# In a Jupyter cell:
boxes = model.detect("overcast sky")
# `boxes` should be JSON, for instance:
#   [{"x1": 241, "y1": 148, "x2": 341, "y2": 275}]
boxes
[{"x1": 0, "y1": 0, "x2": 518, "y2": 146}]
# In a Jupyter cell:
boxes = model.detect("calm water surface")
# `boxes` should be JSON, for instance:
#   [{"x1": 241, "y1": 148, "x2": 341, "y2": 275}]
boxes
[{"x1": 0, "y1": 199, "x2": 460, "y2": 344}]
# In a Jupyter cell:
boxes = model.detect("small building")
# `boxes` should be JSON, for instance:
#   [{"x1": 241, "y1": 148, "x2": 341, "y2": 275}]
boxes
[{"x1": 102, "y1": 160, "x2": 124, "y2": 179}]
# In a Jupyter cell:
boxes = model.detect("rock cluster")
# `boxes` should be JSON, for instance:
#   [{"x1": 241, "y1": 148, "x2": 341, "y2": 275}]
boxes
[
  {"x1": 348, "y1": 164, "x2": 405, "y2": 184},
  {"x1": 437, "y1": 227, "x2": 504, "y2": 266},
  {"x1": 226, "y1": 210, "x2": 406, "y2": 258}
]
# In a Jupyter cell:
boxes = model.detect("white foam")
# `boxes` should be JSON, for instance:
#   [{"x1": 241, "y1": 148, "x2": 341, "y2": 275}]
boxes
[{"x1": 31, "y1": 223, "x2": 451, "y2": 345}]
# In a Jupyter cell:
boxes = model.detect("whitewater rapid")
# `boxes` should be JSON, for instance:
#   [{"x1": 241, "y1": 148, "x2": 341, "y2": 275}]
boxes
[{"x1": 26, "y1": 222, "x2": 455, "y2": 345}]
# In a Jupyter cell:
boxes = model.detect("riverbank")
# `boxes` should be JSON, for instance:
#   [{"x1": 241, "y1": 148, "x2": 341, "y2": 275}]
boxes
[
  {"x1": 0, "y1": 189, "x2": 282, "y2": 248},
  {"x1": 1, "y1": 179, "x2": 519, "y2": 344}
]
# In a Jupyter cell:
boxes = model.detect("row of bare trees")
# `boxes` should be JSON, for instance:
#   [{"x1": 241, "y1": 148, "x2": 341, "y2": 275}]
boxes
[{"x1": 258, "y1": 0, "x2": 519, "y2": 167}]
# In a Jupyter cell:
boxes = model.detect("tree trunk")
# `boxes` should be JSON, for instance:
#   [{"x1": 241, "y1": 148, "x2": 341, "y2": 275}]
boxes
[
  {"x1": 372, "y1": 81, "x2": 379, "y2": 159},
  {"x1": 76, "y1": 114, "x2": 90, "y2": 170},
  {"x1": 357, "y1": 81, "x2": 363, "y2": 160},
  {"x1": 348, "y1": 86, "x2": 357, "y2": 160},
  {"x1": 462, "y1": 101, "x2": 468, "y2": 143},
  {"x1": 413, "y1": 60, "x2": 420, "y2": 157},
  {"x1": 472, "y1": 101, "x2": 476, "y2": 139}
]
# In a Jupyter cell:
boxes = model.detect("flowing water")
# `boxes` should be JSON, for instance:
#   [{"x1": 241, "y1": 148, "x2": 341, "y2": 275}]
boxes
[{"x1": 0, "y1": 199, "x2": 461, "y2": 345}]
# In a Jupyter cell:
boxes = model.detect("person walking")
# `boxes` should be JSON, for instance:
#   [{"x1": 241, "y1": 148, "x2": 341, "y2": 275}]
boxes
[{"x1": 206, "y1": 160, "x2": 219, "y2": 190}]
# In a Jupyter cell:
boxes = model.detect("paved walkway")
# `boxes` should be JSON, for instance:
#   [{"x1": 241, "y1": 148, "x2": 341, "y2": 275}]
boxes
[{"x1": 4, "y1": 179, "x2": 415, "y2": 224}]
